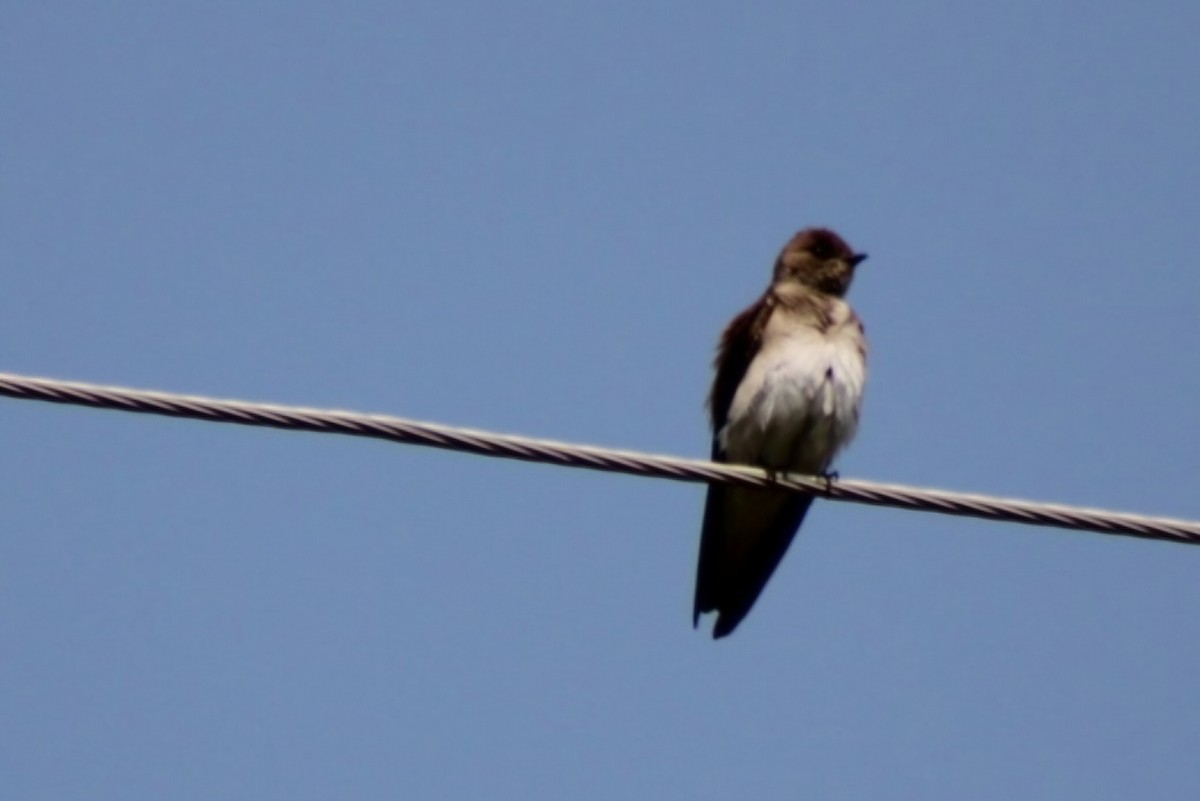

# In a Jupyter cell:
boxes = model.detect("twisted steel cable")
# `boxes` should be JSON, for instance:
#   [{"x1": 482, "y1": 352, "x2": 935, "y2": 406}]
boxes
[{"x1": 3, "y1": 371, "x2": 1198, "y2": 546}]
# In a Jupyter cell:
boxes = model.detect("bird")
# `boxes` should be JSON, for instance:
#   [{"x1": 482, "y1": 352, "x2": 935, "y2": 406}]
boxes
[{"x1": 694, "y1": 228, "x2": 869, "y2": 638}]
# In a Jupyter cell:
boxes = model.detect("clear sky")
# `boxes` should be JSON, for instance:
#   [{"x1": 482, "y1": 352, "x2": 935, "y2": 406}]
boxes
[{"x1": 3, "y1": 3, "x2": 1199, "y2": 799}]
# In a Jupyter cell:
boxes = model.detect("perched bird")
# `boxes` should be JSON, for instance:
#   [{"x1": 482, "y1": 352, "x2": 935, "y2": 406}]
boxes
[{"x1": 694, "y1": 228, "x2": 869, "y2": 638}]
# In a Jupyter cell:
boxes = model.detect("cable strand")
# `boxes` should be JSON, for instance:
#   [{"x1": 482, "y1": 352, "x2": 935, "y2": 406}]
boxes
[{"x1": 2, "y1": 371, "x2": 1197, "y2": 546}]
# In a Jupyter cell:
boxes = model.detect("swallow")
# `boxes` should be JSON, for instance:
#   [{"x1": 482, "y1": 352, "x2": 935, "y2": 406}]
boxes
[{"x1": 694, "y1": 228, "x2": 869, "y2": 638}]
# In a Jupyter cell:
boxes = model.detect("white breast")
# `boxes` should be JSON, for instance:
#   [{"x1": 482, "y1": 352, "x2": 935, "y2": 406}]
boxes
[{"x1": 720, "y1": 315, "x2": 866, "y2": 474}]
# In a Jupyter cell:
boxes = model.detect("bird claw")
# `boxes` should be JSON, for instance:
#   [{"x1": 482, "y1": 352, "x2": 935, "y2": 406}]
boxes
[{"x1": 822, "y1": 470, "x2": 839, "y2": 496}]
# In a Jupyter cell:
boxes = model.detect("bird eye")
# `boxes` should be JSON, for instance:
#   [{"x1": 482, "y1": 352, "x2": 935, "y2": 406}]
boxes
[{"x1": 809, "y1": 241, "x2": 833, "y2": 260}]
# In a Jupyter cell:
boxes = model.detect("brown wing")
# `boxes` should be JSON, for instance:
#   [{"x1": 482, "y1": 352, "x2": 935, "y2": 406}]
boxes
[
  {"x1": 705, "y1": 294, "x2": 774, "y2": 438},
  {"x1": 694, "y1": 294, "x2": 800, "y2": 635}
]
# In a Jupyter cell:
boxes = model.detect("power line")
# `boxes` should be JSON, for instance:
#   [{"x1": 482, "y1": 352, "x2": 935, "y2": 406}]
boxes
[{"x1": 2, "y1": 370, "x2": 1198, "y2": 547}]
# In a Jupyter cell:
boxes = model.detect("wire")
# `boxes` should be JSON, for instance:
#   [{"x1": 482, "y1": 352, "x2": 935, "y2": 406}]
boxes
[{"x1": 2, "y1": 370, "x2": 1198, "y2": 546}]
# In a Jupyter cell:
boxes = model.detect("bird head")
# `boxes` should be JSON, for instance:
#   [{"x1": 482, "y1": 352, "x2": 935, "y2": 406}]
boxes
[{"x1": 772, "y1": 228, "x2": 867, "y2": 297}]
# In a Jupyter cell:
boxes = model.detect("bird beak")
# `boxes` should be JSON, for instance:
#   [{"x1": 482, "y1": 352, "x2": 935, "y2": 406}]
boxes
[{"x1": 848, "y1": 253, "x2": 868, "y2": 267}]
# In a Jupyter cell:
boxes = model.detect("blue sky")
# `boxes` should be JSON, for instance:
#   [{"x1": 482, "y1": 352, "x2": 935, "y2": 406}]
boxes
[{"x1": 3, "y1": 3, "x2": 1199, "y2": 799}]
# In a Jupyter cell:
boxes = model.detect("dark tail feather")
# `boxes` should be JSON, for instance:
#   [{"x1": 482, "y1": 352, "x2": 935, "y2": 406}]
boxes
[
  {"x1": 709, "y1": 492, "x2": 815, "y2": 639},
  {"x1": 693, "y1": 480, "x2": 726, "y2": 627}
]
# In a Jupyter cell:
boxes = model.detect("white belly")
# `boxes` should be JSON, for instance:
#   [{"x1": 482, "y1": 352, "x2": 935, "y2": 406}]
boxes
[{"x1": 721, "y1": 335, "x2": 866, "y2": 474}]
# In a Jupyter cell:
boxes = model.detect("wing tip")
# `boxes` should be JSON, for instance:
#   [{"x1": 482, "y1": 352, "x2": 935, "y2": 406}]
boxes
[
  {"x1": 692, "y1": 607, "x2": 744, "y2": 640},
  {"x1": 711, "y1": 611, "x2": 742, "y2": 639}
]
